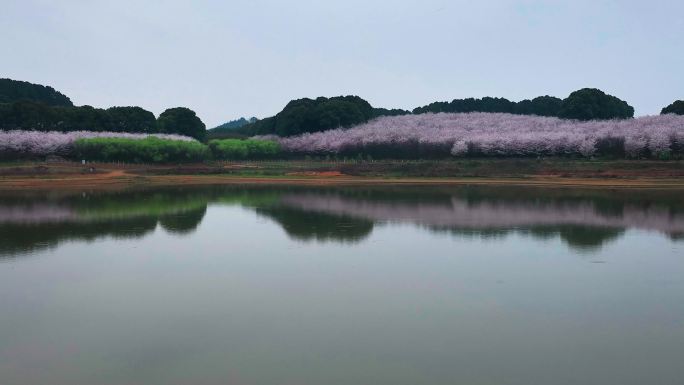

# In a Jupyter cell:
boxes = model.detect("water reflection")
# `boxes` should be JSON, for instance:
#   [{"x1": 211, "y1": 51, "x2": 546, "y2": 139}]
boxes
[{"x1": 0, "y1": 185, "x2": 682, "y2": 257}]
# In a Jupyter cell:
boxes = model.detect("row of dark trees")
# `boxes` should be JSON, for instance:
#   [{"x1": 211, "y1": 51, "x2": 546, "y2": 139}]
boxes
[
  {"x1": 240, "y1": 89, "x2": 643, "y2": 137},
  {"x1": 0, "y1": 79, "x2": 206, "y2": 140},
  {"x1": 241, "y1": 90, "x2": 684, "y2": 138},
  {"x1": 0, "y1": 102, "x2": 206, "y2": 140},
  {"x1": 4, "y1": 78, "x2": 683, "y2": 142},
  {"x1": 215, "y1": 98, "x2": 411, "y2": 139},
  {"x1": 413, "y1": 88, "x2": 636, "y2": 121}
]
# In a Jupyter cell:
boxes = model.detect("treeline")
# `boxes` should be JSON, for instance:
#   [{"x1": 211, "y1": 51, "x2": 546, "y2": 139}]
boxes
[
  {"x1": 0, "y1": 102, "x2": 206, "y2": 141},
  {"x1": 413, "y1": 89, "x2": 635, "y2": 121},
  {"x1": 238, "y1": 88, "x2": 663, "y2": 138},
  {"x1": 209, "y1": 101, "x2": 410, "y2": 140},
  {"x1": 0, "y1": 79, "x2": 206, "y2": 141},
  {"x1": 4, "y1": 78, "x2": 684, "y2": 147},
  {"x1": 0, "y1": 78, "x2": 73, "y2": 106}
]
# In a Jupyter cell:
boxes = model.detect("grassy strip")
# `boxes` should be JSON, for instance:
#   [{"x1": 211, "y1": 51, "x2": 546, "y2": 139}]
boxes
[{"x1": 73, "y1": 137, "x2": 210, "y2": 163}]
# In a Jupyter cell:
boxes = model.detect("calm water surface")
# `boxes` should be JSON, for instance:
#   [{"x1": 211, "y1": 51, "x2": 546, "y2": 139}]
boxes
[{"x1": 0, "y1": 185, "x2": 683, "y2": 385}]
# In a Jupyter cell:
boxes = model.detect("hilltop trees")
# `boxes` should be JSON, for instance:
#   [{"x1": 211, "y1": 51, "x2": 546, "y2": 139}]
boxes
[
  {"x1": 0, "y1": 79, "x2": 206, "y2": 138},
  {"x1": 413, "y1": 90, "x2": 633, "y2": 121},
  {"x1": 515, "y1": 96, "x2": 564, "y2": 117},
  {"x1": 247, "y1": 96, "x2": 376, "y2": 137},
  {"x1": 0, "y1": 78, "x2": 73, "y2": 106},
  {"x1": 107, "y1": 106, "x2": 157, "y2": 133},
  {"x1": 557, "y1": 88, "x2": 634, "y2": 121},
  {"x1": 157, "y1": 107, "x2": 206, "y2": 141},
  {"x1": 412, "y1": 95, "x2": 563, "y2": 116},
  {"x1": 372, "y1": 108, "x2": 411, "y2": 117},
  {"x1": 246, "y1": 89, "x2": 638, "y2": 139},
  {"x1": 413, "y1": 97, "x2": 516, "y2": 114},
  {"x1": 661, "y1": 100, "x2": 684, "y2": 115},
  {"x1": 0, "y1": 103, "x2": 205, "y2": 138},
  {"x1": 0, "y1": 102, "x2": 151, "y2": 132}
]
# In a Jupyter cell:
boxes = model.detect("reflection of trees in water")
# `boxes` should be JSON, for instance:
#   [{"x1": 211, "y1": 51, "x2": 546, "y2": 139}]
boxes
[
  {"x1": 276, "y1": 187, "x2": 684, "y2": 252},
  {"x1": 255, "y1": 206, "x2": 373, "y2": 243},
  {"x1": 158, "y1": 206, "x2": 208, "y2": 235},
  {"x1": 0, "y1": 185, "x2": 682, "y2": 257},
  {"x1": 0, "y1": 206, "x2": 208, "y2": 258},
  {"x1": 551, "y1": 226, "x2": 625, "y2": 252},
  {"x1": 0, "y1": 188, "x2": 211, "y2": 258},
  {"x1": 0, "y1": 216, "x2": 158, "y2": 257},
  {"x1": 430, "y1": 225, "x2": 625, "y2": 252}
]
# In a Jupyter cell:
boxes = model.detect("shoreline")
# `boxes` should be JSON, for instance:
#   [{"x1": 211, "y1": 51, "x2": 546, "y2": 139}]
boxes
[
  {"x1": 1, "y1": 160, "x2": 683, "y2": 191},
  {"x1": 2, "y1": 173, "x2": 684, "y2": 191}
]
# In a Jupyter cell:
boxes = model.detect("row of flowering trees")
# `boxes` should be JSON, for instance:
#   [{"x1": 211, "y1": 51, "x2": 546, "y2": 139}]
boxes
[
  {"x1": 0, "y1": 130, "x2": 194, "y2": 158},
  {"x1": 3, "y1": 112, "x2": 684, "y2": 160},
  {"x1": 267, "y1": 113, "x2": 684, "y2": 159},
  {"x1": 0, "y1": 130, "x2": 284, "y2": 162}
]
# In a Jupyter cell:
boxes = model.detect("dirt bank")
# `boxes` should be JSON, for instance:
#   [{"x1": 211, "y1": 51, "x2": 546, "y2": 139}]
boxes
[{"x1": 1, "y1": 161, "x2": 683, "y2": 191}]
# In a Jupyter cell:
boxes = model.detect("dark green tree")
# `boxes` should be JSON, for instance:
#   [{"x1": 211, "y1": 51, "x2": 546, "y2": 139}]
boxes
[
  {"x1": 372, "y1": 107, "x2": 411, "y2": 117},
  {"x1": 107, "y1": 106, "x2": 157, "y2": 133},
  {"x1": 413, "y1": 101, "x2": 451, "y2": 114},
  {"x1": 246, "y1": 96, "x2": 375, "y2": 137},
  {"x1": 157, "y1": 107, "x2": 206, "y2": 141},
  {"x1": 515, "y1": 96, "x2": 563, "y2": 117},
  {"x1": 414, "y1": 97, "x2": 516, "y2": 114},
  {"x1": 0, "y1": 78, "x2": 73, "y2": 106},
  {"x1": 558, "y1": 88, "x2": 634, "y2": 121},
  {"x1": 661, "y1": 100, "x2": 684, "y2": 115}
]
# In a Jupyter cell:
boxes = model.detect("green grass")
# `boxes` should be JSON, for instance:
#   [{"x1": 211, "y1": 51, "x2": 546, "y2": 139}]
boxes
[{"x1": 73, "y1": 137, "x2": 210, "y2": 163}]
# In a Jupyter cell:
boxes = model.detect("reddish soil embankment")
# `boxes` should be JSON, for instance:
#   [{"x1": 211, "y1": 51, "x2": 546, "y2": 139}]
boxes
[{"x1": 0, "y1": 161, "x2": 683, "y2": 191}]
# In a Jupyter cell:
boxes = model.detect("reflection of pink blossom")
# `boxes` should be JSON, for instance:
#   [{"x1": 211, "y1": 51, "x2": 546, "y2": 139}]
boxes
[
  {"x1": 0, "y1": 130, "x2": 195, "y2": 157},
  {"x1": 0, "y1": 205, "x2": 76, "y2": 223},
  {"x1": 280, "y1": 194, "x2": 684, "y2": 233},
  {"x1": 263, "y1": 113, "x2": 684, "y2": 158}
]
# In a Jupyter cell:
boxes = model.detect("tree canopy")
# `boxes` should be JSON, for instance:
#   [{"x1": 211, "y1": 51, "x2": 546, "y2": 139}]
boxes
[
  {"x1": 514, "y1": 96, "x2": 564, "y2": 117},
  {"x1": 106, "y1": 106, "x2": 157, "y2": 133},
  {"x1": 157, "y1": 107, "x2": 206, "y2": 141},
  {"x1": 0, "y1": 78, "x2": 73, "y2": 106},
  {"x1": 661, "y1": 100, "x2": 684, "y2": 115},
  {"x1": 557, "y1": 88, "x2": 634, "y2": 121},
  {"x1": 413, "y1": 97, "x2": 516, "y2": 114},
  {"x1": 0, "y1": 101, "x2": 160, "y2": 133},
  {"x1": 247, "y1": 96, "x2": 376, "y2": 137},
  {"x1": 413, "y1": 90, "x2": 632, "y2": 121},
  {"x1": 372, "y1": 107, "x2": 411, "y2": 117},
  {"x1": 413, "y1": 96, "x2": 561, "y2": 115}
]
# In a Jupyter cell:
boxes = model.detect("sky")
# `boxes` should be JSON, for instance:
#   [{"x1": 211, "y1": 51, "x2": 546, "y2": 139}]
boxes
[{"x1": 2, "y1": 0, "x2": 683, "y2": 127}]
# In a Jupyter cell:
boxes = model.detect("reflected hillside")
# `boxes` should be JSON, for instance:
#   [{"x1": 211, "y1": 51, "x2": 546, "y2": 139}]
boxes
[
  {"x1": 0, "y1": 189, "x2": 210, "y2": 257},
  {"x1": 256, "y1": 206, "x2": 374, "y2": 243},
  {"x1": 276, "y1": 187, "x2": 684, "y2": 251},
  {"x1": 0, "y1": 185, "x2": 683, "y2": 257}
]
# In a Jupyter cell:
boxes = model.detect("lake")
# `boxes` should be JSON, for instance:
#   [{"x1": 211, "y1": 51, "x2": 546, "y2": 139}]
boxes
[{"x1": 0, "y1": 184, "x2": 682, "y2": 385}]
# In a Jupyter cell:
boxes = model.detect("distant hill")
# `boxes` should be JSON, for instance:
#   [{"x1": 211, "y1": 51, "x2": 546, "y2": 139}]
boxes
[
  {"x1": 0, "y1": 78, "x2": 73, "y2": 107},
  {"x1": 210, "y1": 117, "x2": 258, "y2": 133}
]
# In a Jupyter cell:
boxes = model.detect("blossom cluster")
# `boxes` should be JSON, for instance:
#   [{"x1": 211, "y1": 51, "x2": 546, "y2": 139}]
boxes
[
  {"x1": 268, "y1": 113, "x2": 684, "y2": 158},
  {"x1": 0, "y1": 130, "x2": 195, "y2": 157}
]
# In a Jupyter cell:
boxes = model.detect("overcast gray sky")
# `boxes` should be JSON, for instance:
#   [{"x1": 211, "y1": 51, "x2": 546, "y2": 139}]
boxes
[{"x1": 3, "y1": 0, "x2": 683, "y2": 127}]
